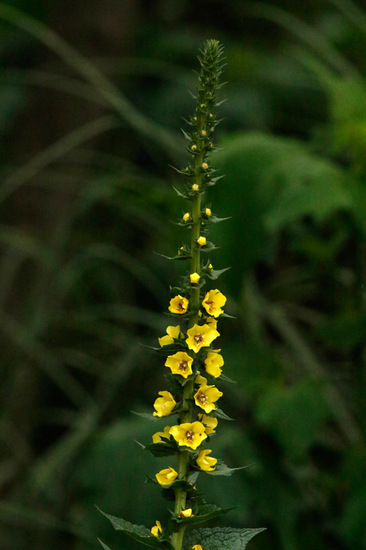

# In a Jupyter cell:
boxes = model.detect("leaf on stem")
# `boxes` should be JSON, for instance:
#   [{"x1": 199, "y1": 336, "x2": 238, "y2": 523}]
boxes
[
  {"x1": 184, "y1": 526, "x2": 266, "y2": 550},
  {"x1": 206, "y1": 267, "x2": 231, "y2": 280},
  {"x1": 172, "y1": 504, "x2": 231, "y2": 526},
  {"x1": 98, "y1": 508, "x2": 173, "y2": 549},
  {"x1": 206, "y1": 460, "x2": 250, "y2": 477},
  {"x1": 98, "y1": 539, "x2": 113, "y2": 550},
  {"x1": 214, "y1": 408, "x2": 235, "y2": 421},
  {"x1": 141, "y1": 441, "x2": 179, "y2": 457}
]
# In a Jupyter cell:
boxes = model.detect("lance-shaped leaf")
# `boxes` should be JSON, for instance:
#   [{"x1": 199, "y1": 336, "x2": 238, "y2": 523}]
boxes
[
  {"x1": 172, "y1": 504, "x2": 231, "y2": 526},
  {"x1": 209, "y1": 214, "x2": 231, "y2": 223},
  {"x1": 206, "y1": 459, "x2": 250, "y2": 477},
  {"x1": 220, "y1": 373, "x2": 237, "y2": 384},
  {"x1": 200, "y1": 241, "x2": 219, "y2": 253},
  {"x1": 140, "y1": 440, "x2": 178, "y2": 457},
  {"x1": 98, "y1": 508, "x2": 173, "y2": 550},
  {"x1": 214, "y1": 408, "x2": 235, "y2": 421},
  {"x1": 206, "y1": 267, "x2": 231, "y2": 280},
  {"x1": 172, "y1": 186, "x2": 189, "y2": 199},
  {"x1": 131, "y1": 411, "x2": 160, "y2": 422},
  {"x1": 155, "y1": 251, "x2": 192, "y2": 261},
  {"x1": 98, "y1": 539, "x2": 113, "y2": 550},
  {"x1": 184, "y1": 526, "x2": 266, "y2": 550}
]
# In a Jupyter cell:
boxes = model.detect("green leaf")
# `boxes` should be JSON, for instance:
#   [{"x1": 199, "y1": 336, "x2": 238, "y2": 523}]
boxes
[
  {"x1": 172, "y1": 504, "x2": 230, "y2": 526},
  {"x1": 131, "y1": 411, "x2": 160, "y2": 422},
  {"x1": 207, "y1": 267, "x2": 231, "y2": 280},
  {"x1": 209, "y1": 215, "x2": 231, "y2": 223},
  {"x1": 172, "y1": 186, "x2": 189, "y2": 199},
  {"x1": 200, "y1": 241, "x2": 219, "y2": 253},
  {"x1": 155, "y1": 251, "x2": 192, "y2": 261},
  {"x1": 194, "y1": 504, "x2": 231, "y2": 524},
  {"x1": 214, "y1": 408, "x2": 235, "y2": 421},
  {"x1": 213, "y1": 132, "x2": 353, "y2": 292},
  {"x1": 220, "y1": 373, "x2": 237, "y2": 384},
  {"x1": 255, "y1": 379, "x2": 331, "y2": 460},
  {"x1": 98, "y1": 539, "x2": 113, "y2": 550},
  {"x1": 207, "y1": 459, "x2": 249, "y2": 477},
  {"x1": 184, "y1": 526, "x2": 266, "y2": 550},
  {"x1": 98, "y1": 508, "x2": 172, "y2": 550},
  {"x1": 142, "y1": 441, "x2": 178, "y2": 457}
]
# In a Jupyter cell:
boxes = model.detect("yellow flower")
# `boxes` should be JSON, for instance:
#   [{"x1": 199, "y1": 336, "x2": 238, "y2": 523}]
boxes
[
  {"x1": 158, "y1": 325, "x2": 182, "y2": 347},
  {"x1": 183, "y1": 212, "x2": 190, "y2": 222},
  {"x1": 194, "y1": 384, "x2": 223, "y2": 413},
  {"x1": 186, "y1": 324, "x2": 220, "y2": 353},
  {"x1": 190, "y1": 272, "x2": 200, "y2": 284},
  {"x1": 192, "y1": 183, "x2": 199, "y2": 191},
  {"x1": 169, "y1": 421, "x2": 207, "y2": 450},
  {"x1": 152, "y1": 426, "x2": 171, "y2": 443},
  {"x1": 151, "y1": 520, "x2": 162, "y2": 537},
  {"x1": 205, "y1": 208, "x2": 212, "y2": 217},
  {"x1": 206, "y1": 317, "x2": 218, "y2": 330},
  {"x1": 165, "y1": 351, "x2": 193, "y2": 378},
  {"x1": 208, "y1": 263, "x2": 213, "y2": 271},
  {"x1": 204, "y1": 351, "x2": 224, "y2": 378},
  {"x1": 155, "y1": 467, "x2": 178, "y2": 486},
  {"x1": 169, "y1": 295, "x2": 189, "y2": 314},
  {"x1": 201, "y1": 162, "x2": 208, "y2": 170},
  {"x1": 196, "y1": 449, "x2": 217, "y2": 471},
  {"x1": 198, "y1": 414, "x2": 218, "y2": 434},
  {"x1": 192, "y1": 546, "x2": 203, "y2": 550},
  {"x1": 197, "y1": 236, "x2": 207, "y2": 247},
  {"x1": 153, "y1": 391, "x2": 176, "y2": 417},
  {"x1": 202, "y1": 289, "x2": 227, "y2": 317},
  {"x1": 179, "y1": 508, "x2": 194, "y2": 518},
  {"x1": 195, "y1": 372, "x2": 208, "y2": 385}
]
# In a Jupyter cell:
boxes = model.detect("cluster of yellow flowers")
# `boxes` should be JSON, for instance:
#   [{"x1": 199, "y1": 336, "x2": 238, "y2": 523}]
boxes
[
  {"x1": 151, "y1": 287, "x2": 227, "y2": 541},
  {"x1": 99, "y1": 40, "x2": 264, "y2": 550},
  {"x1": 144, "y1": 38, "x2": 232, "y2": 550}
]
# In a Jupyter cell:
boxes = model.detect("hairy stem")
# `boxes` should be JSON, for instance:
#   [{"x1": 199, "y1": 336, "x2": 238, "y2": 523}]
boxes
[{"x1": 171, "y1": 156, "x2": 204, "y2": 550}]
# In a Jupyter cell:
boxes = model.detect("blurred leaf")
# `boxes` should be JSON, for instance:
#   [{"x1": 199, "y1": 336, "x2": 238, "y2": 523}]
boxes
[
  {"x1": 340, "y1": 447, "x2": 366, "y2": 549},
  {"x1": 316, "y1": 310, "x2": 366, "y2": 351},
  {"x1": 0, "y1": 84, "x2": 26, "y2": 133},
  {"x1": 264, "y1": 156, "x2": 351, "y2": 229},
  {"x1": 255, "y1": 379, "x2": 331, "y2": 461},
  {"x1": 213, "y1": 133, "x2": 352, "y2": 292}
]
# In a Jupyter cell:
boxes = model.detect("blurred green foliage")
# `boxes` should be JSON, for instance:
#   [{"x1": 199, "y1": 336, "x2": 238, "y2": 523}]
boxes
[{"x1": 0, "y1": 1, "x2": 365, "y2": 550}]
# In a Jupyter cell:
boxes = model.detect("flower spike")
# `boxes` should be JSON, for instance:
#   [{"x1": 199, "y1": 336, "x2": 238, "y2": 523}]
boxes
[{"x1": 98, "y1": 39, "x2": 265, "y2": 550}]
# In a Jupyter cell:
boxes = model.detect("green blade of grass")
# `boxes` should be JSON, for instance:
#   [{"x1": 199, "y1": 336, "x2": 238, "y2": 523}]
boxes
[
  {"x1": 330, "y1": 0, "x2": 366, "y2": 35},
  {"x1": 0, "y1": 114, "x2": 118, "y2": 202},
  {"x1": 0, "y1": 2, "x2": 182, "y2": 157},
  {"x1": 243, "y1": 0, "x2": 357, "y2": 76}
]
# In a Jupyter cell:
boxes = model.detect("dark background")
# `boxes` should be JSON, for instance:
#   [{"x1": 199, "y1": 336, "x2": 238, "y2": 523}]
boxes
[{"x1": 0, "y1": 1, "x2": 365, "y2": 549}]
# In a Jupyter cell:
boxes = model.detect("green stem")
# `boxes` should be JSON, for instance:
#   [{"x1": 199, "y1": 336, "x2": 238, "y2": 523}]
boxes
[{"x1": 171, "y1": 150, "x2": 204, "y2": 550}]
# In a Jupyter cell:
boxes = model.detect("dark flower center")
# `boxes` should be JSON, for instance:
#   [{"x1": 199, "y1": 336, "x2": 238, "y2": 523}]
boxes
[
  {"x1": 178, "y1": 361, "x2": 188, "y2": 371},
  {"x1": 198, "y1": 393, "x2": 208, "y2": 404}
]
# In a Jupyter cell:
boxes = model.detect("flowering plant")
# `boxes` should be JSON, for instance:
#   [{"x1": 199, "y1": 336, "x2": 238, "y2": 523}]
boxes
[{"x1": 99, "y1": 39, "x2": 265, "y2": 550}]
